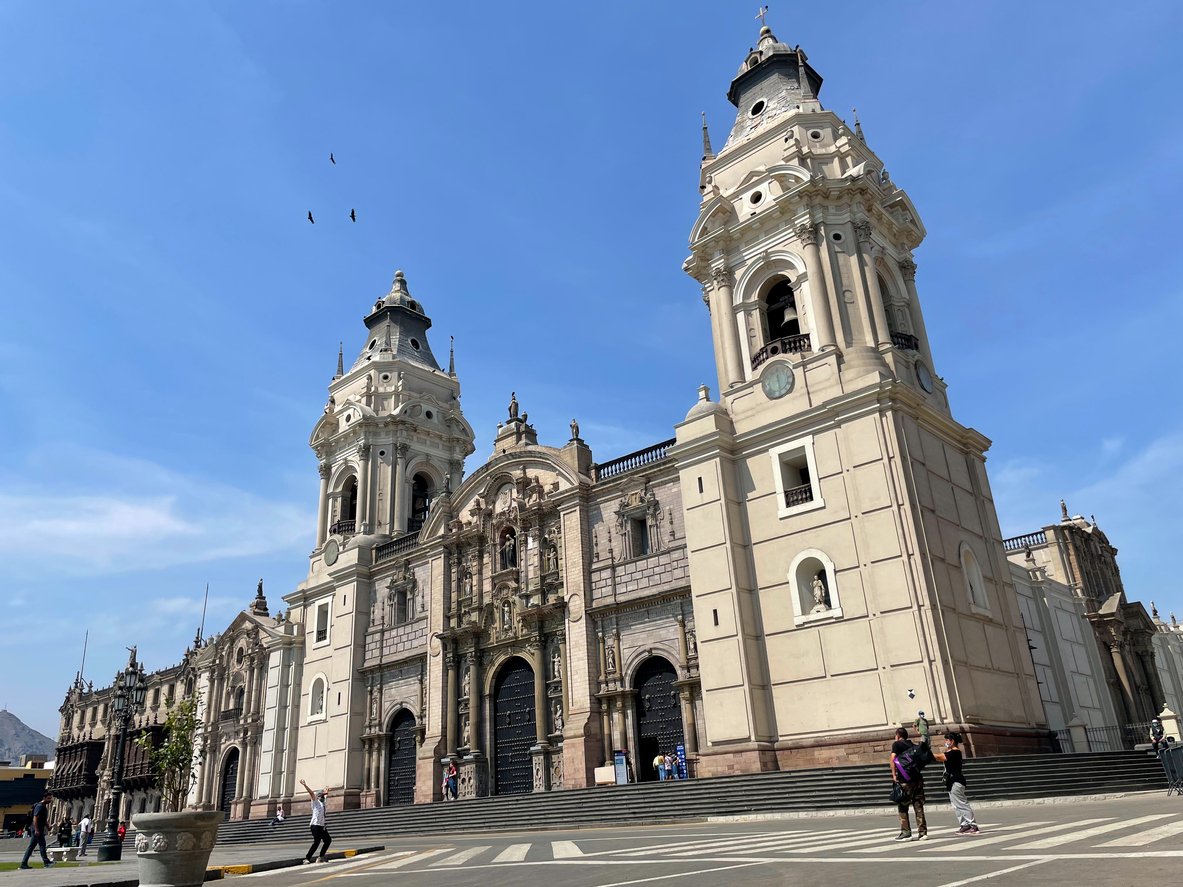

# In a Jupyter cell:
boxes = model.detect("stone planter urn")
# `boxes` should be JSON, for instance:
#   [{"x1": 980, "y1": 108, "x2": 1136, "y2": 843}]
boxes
[{"x1": 130, "y1": 810, "x2": 222, "y2": 887}]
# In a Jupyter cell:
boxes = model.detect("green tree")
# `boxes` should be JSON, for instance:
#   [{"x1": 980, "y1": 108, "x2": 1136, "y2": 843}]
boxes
[{"x1": 135, "y1": 695, "x2": 203, "y2": 812}]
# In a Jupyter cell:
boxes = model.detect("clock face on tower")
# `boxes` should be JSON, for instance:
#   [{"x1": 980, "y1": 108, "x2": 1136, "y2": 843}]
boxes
[
  {"x1": 915, "y1": 361, "x2": 934, "y2": 393},
  {"x1": 760, "y1": 362, "x2": 795, "y2": 399}
]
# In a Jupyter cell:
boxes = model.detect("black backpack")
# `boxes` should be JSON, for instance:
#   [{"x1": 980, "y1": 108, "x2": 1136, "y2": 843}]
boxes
[{"x1": 897, "y1": 741, "x2": 935, "y2": 781}]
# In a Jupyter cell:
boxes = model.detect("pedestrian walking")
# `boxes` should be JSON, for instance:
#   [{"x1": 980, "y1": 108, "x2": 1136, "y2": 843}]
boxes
[
  {"x1": 890, "y1": 727, "x2": 928, "y2": 841},
  {"x1": 117, "y1": 821, "x2": 126, "y2": 842},
  {"x1": 19, "y1": 792, "x2": 54, "y2": 869},
  {"x1": 56, "y1": 816, "x2": 72, "y2": 848},
  {"x1": 270, "y1": 809, "x2": 286, "y2": 828},
  {"x1": 653, "y1": 752, "x2": 666, "y2": 781},
  {"x1": 933, "y1": 731, "x2": 979, "y2": 834},
  {"x1": 914, "y1": 711, "x2": 930, "y2": 744},
  {"x1": 1150, "y1": 718, "x2": 1166, "y2": 755},
  {"x1": 446, "y1": 760, "x2": 459, "y2": 800},
  {"x1": 664, "y1": 752, "x2": 675, "y2": 782},
  {"x1": 300, "y1": 779, "x2": 332, "y2": 864},
  {"x1": 77, "y1": 814, "x2": 93, "y2": 856}
]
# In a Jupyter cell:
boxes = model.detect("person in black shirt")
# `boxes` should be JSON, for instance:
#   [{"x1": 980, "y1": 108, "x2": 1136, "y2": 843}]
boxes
[
  {"x1": 933, "y1": 731, "x2": 979, "y2": 834},
  {"x1": 889, "y1": 727, "x2": 927, "y2": 841},
  {"x1": 19, "y1": 791, "x2": 54, "y2": 869}
]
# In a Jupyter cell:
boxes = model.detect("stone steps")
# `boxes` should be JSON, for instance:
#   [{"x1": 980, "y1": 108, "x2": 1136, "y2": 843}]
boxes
[{"x1": 178, "y1": 750, "x2": 1164, "y2": 847}]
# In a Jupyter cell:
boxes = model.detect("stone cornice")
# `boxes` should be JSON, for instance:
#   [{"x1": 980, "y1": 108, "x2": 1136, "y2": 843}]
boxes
[{"x1": 587, "y1": 587, "x2": 691, "y2": 620}]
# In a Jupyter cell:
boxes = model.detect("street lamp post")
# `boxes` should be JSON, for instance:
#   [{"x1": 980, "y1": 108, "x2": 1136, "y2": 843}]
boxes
[{"x1": 96, "y1": 648, "x2": 146, "y2": 863}]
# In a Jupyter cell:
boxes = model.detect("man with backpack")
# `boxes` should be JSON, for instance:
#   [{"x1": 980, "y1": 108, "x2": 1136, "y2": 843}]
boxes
[
  {"x1": 19, "y1": 791, "x2": 54, "y2": 869},
  {"x1": 890, "y1": 727, "x2": 930, "y2": 841}
]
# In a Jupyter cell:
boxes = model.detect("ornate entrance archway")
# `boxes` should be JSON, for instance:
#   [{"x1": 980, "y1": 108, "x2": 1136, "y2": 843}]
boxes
[
  {"x1": 633, "y1": 657, "x2": 684, "y2": 782},
  {"x1": 386, "y1": 710, "x2": 417, "y2": 806},
  {"x1": 492, "y1": 657, "x2": 536, "y2": 795},
  {"x1": 219, "y1": 748, "x2": 239, "y2": 818}
]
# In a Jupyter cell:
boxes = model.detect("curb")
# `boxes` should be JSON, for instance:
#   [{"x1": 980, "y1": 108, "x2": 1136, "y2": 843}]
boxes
[
  {"x1": 707, "y1": 790, "x2": 1160, "y2": 822},
  {"x1": 205, "y1": 845, "x2": 384, "y2": 879}
]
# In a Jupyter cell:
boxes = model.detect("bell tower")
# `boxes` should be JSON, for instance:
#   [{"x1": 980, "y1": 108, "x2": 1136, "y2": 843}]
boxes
[{"x1": 675, "y1": 21, "x2": 1047, "y2": 774}]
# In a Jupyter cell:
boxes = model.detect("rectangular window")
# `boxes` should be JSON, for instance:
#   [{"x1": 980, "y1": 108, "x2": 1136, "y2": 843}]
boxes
[
  {"x1": 152, "y1": 688, "x2": 160, "y2": 707},
  {"x1": 629, "y1": 517, "x2": 650, "y2": 558},
  {"x1": 394, "y1": 589, "x2": 409, "y2": 626},
  {"x1": 315, "y1": 600, "x2": 330, "y2": 644},
  {"x1": 770, "y1": 436, "x2": 825, "y2": 518}
]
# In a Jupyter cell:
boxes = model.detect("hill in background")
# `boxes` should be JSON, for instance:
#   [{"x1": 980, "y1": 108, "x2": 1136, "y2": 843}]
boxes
[{"x1": 0, "y1": 709, "x2": 56, "y2": 762}]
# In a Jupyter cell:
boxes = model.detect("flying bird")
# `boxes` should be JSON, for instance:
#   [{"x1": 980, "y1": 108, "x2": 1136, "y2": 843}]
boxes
[
  {"x1": 330, "y1": 153, "x2": 336, "y2": 165},
  {"x1": 350, "y1": 209, "x2": 356, "y2": 222},
  {"x1": 307, "y1": 211, "x2": 315, "y2": 224}
]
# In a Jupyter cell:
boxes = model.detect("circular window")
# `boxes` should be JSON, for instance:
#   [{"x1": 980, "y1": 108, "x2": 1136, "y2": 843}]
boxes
[
  {"x1": 809, "y1": 130, "x2": 823, "y2": 141},
  {"x1": 380, "y1": 373, "x2": 390, "y2": 382},
  {"x1": 378, "y1": 449, "x2": 386, "y2": 457},
  {"x1": 367, "y1": 339, "x2": 377, "y2": 351},
  {"x1": 425, "y1": 410, "x2": 434, "y2": 420},
  {"x1": 831, "y1": 231, "x2": 843, "y2": 242},
  {"x1": 409, "y1": 338, "x2": 420, "y2": 351},
  {"x1": 408, "y1": 300, "x2": 419, "y2": 311},
  {"x1": 749, "y1": 191, "x2": 763, "y2": 205},
  {"x1": 749, "y1": 99, "x2": 766, "y2": 117}
]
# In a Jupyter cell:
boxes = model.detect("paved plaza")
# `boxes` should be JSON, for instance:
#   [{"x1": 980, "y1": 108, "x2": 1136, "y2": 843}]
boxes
[{"x1": 3, "y1": 793, "x2": 1179, "y2": 887}]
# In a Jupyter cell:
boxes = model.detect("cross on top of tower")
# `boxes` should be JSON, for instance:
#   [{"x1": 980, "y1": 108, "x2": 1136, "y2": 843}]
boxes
[{"x1": 755, "y1": 5, "x2": 769, "y2": 27}]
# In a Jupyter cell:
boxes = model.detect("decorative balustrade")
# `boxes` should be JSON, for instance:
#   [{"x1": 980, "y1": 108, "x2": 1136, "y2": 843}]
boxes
[
  {"x1": 783, "y1": 483, "x2": 814, "y2": 508},
  {"x1": 891, "y1": 331, "x2": 920, "y2": 351},
  {"x1": 751, "y1": 333, "x2": 812, "y2": 370},
  {"x1": 374, "y1": 531, "x2": 422, "y2": 564},
  {"x1": 218, "y1": 707, "x2": 243, "y2": 723},
  {"x1": 328, "y1": 519, "x2": 356, "y2": 536},
  {"x1": 1003, "y1": 531, "x2": 1047, "y2": 552},
  {"x1": 594, "y1": 438, "x2": 677, "y2": 481}
]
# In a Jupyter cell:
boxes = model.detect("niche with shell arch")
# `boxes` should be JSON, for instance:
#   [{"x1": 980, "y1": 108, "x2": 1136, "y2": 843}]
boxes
[
  {"x1": 787, "y1": 548, "x2": 842, "y2": 626},
  {"x1": 960, "y1": 542, "x2": 990, "y2": 613}
]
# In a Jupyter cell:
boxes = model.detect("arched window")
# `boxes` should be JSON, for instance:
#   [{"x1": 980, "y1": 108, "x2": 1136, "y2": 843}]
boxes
[
  {"x1": 762, "y1": 279, "x2": 801, "y2": 343},
  {"x1": 787, "y1": 548, "x2": 842, "y2": 626},
  {"x1": 309, "y1": 676, "x2": 326, "y2": 719},
  {"x1": 234, "y1": 686, "x2": 245, "y2": 712},
  {"x1": 961, "y1": 543, "x2": 989, "y2": 612},
  {"x1": 341, "y1": 477, "x2": 358, "y2": 523},
  {"x1": 409, "y1": 473, "x2": 433, "y2": 533}
]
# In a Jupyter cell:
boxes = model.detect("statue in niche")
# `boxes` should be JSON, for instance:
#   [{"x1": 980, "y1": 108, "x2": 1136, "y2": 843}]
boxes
[
  {"x1": 501, "y1": 599, "x2": 512, "y2": 632},
  {"x1": 461, "y1": 664, "x2": 470, "y2": 698},
  {"x1": 810, "y1": 573, "x2": 831, "y2": 614},
  {"x1": 606, "y1": 645, "x2": 617, "y2": 673},
  {"x1": 686, "y1": 630, "x2": 697, "y2": 658},
  {"x1": 552, "y1": 701, "x2": 563, "y2": 732},
  {"x1": 551, "y1": 647, "x2": 562, "y2": 680},
  {"x1": 462, "y1": 570, "x2": 473, "y2": 598},
  {"x1": 461, "y1": 714, "x2": 470, "y2": 749},
  {"x1": 501, "y1": 532, "x2": 517, "y2": 570},
  {"x1": 544, "y1": 537, "x2": 559, "y2": 574},
  {"x1": 508, "y1": 391, "x2": 519, "y2": 421}
]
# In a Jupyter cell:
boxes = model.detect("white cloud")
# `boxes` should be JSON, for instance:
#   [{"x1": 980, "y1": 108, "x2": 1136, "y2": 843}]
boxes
[
  {"x1": 1101, "y1": 436, "x2": 1125, "y2": 456},
  {"x1": 0, "y1": 447, "x2": 312, "y2": 579}
]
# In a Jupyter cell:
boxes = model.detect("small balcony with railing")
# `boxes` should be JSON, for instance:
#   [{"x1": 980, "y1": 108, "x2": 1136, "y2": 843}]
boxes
[
  {"x1": 328, "y1": 518, "x2": 356, "y2": 537},
  {"x1": 890, "y1": 331, "x2": 920, "y2": 352},
  {"x1": 784, "y1": 483, "x2": 815, "y2": 509},
  {"x1": 751, "y1": 334, "x2": 812, "y2": 370}
]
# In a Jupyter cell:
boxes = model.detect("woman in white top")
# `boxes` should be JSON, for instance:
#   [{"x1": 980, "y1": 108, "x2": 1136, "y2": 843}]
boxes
[{"x1": 300, "y1": 780, "x2": 332, "y2": 863}]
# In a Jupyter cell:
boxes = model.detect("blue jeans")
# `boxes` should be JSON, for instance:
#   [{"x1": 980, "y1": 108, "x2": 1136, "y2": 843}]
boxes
[
  {"x1": 656, "y1": 766, "x2": 666, "y2": 781},
  {"x1": 22, "y1": 831, "x2": 49, "y2": 867}
]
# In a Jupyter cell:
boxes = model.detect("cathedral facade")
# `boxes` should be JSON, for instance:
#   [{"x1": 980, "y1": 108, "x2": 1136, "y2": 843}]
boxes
[{"x1": 52, "y1": 21, "x2": 1179, "y2": 822}]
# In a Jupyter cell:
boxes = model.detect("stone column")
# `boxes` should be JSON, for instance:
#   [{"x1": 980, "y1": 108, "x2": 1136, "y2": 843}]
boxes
[
  {"x1": 1109, "y1": 643, "x2": 1138, "y2": 722},
  {"x1": 701, "y1": 283, "x2": 728, "y2": 397},
  {"x1": 466, "y1": 652, "x2": 481, "y2": 754},
  {"x1": 796, "y1": 223, "x2": 837, "y2": 351},
  {"x1": 676, "y1": 616, "x2": 689, "y2": 666},
  {"x1": 533, "y1": 649, "x2": 548, "y2": 745},
  {"x1": 854, "y1": 220, "x2": 893, "y2": 348},
  {"x1": 679, "y1": 688, "x2": 699, "y2": 755},
  {"x1": 445, "y1": 654, "x2": 458, "y2": 756},
  {"x1": 357, "y1": 444, "x2": 372, "y2": 534},
  {"x1": 710, "y1": 267, "x2": 745, "y2": 388},
  {"x1": 898, "y1": 258, "x2": 935, "y2": 367},
  {"x1": 393, "y1": 444, "x2": 409, "y2": 535},
  {"x1": 597, "y1": 633, "x2": 610, "y2": 762},
  {"x1": 557, "y1": 634, "x2": 568, "y2": 719},
  {"x1": 316, "y1": 463, "x2": 331, "y2": 546}
]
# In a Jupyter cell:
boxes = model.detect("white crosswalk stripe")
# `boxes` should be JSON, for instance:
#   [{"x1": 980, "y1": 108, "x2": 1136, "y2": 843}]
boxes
[
  {"x1": 1008, "y1": 814, "x2": 1167, "y2": 850},
  {"x1": 614, "y1": 828, "x2": 859, "y2": 857},
  {"x1": 493, "y1": 843, "x2": 531, "y2": 862},
  {"x1": 659, "y1": 831, "x2": 864, "y2": 857},
  {"x1": 920, "y1": 819, "x2": 1106, "y2": 852},
  {"x1": 365, "y1": 848, "x2": 450, "y2": 870},
  {"x1": 859, "y1": 822, "x2": 1034, "y2": 854},
  {"x1": 551, "y1": 840, "x2": 585, "y2": 858},
  {"x1": 1098, "y1": 818, "x2": 1183, "y2": 847},
  {"x1": 430, "y1": 845, "x2": 492, "y2": 867}
]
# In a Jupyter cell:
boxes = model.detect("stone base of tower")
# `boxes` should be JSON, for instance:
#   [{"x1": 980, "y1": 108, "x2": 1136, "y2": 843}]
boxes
[{"x1": 694, "y1": 744, "x2": 780, "y2": 778}]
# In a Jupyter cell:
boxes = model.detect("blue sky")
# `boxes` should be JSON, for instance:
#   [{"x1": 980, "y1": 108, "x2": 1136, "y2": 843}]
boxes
[{"x1": 1, "y1": 1, "x2": 1181, "y2": 739}]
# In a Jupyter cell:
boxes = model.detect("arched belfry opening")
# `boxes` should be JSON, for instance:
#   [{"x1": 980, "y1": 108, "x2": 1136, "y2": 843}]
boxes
[
  {"x1": 409, "y1": 472, "x2": 433, "y2": 533},
  {"x1": 762, "y1": 278, "x2": 800, "y2": 342},
  {"x1": 341, "y1": 476, "x2": 358, "y2": 524}
]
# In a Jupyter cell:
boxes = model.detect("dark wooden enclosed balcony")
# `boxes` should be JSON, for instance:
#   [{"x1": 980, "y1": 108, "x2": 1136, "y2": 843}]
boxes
[
  {"x1": 751, "y1": 334, "x2": 812, "y2": 370},
  {"x1": 219, "y1": 707, "x2": 243, "y2": 723}
]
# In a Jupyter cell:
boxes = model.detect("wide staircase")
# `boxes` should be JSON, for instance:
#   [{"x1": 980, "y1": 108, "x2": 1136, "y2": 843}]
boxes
[{"x1": 187, "y1": 750, "x2": 1168, "y2": 847}]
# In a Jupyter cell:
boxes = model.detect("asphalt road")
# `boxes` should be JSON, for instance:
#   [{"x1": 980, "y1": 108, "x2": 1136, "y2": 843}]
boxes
[{"x1": 217, "y1": 793, "x2": 1182, "y2": 887}]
